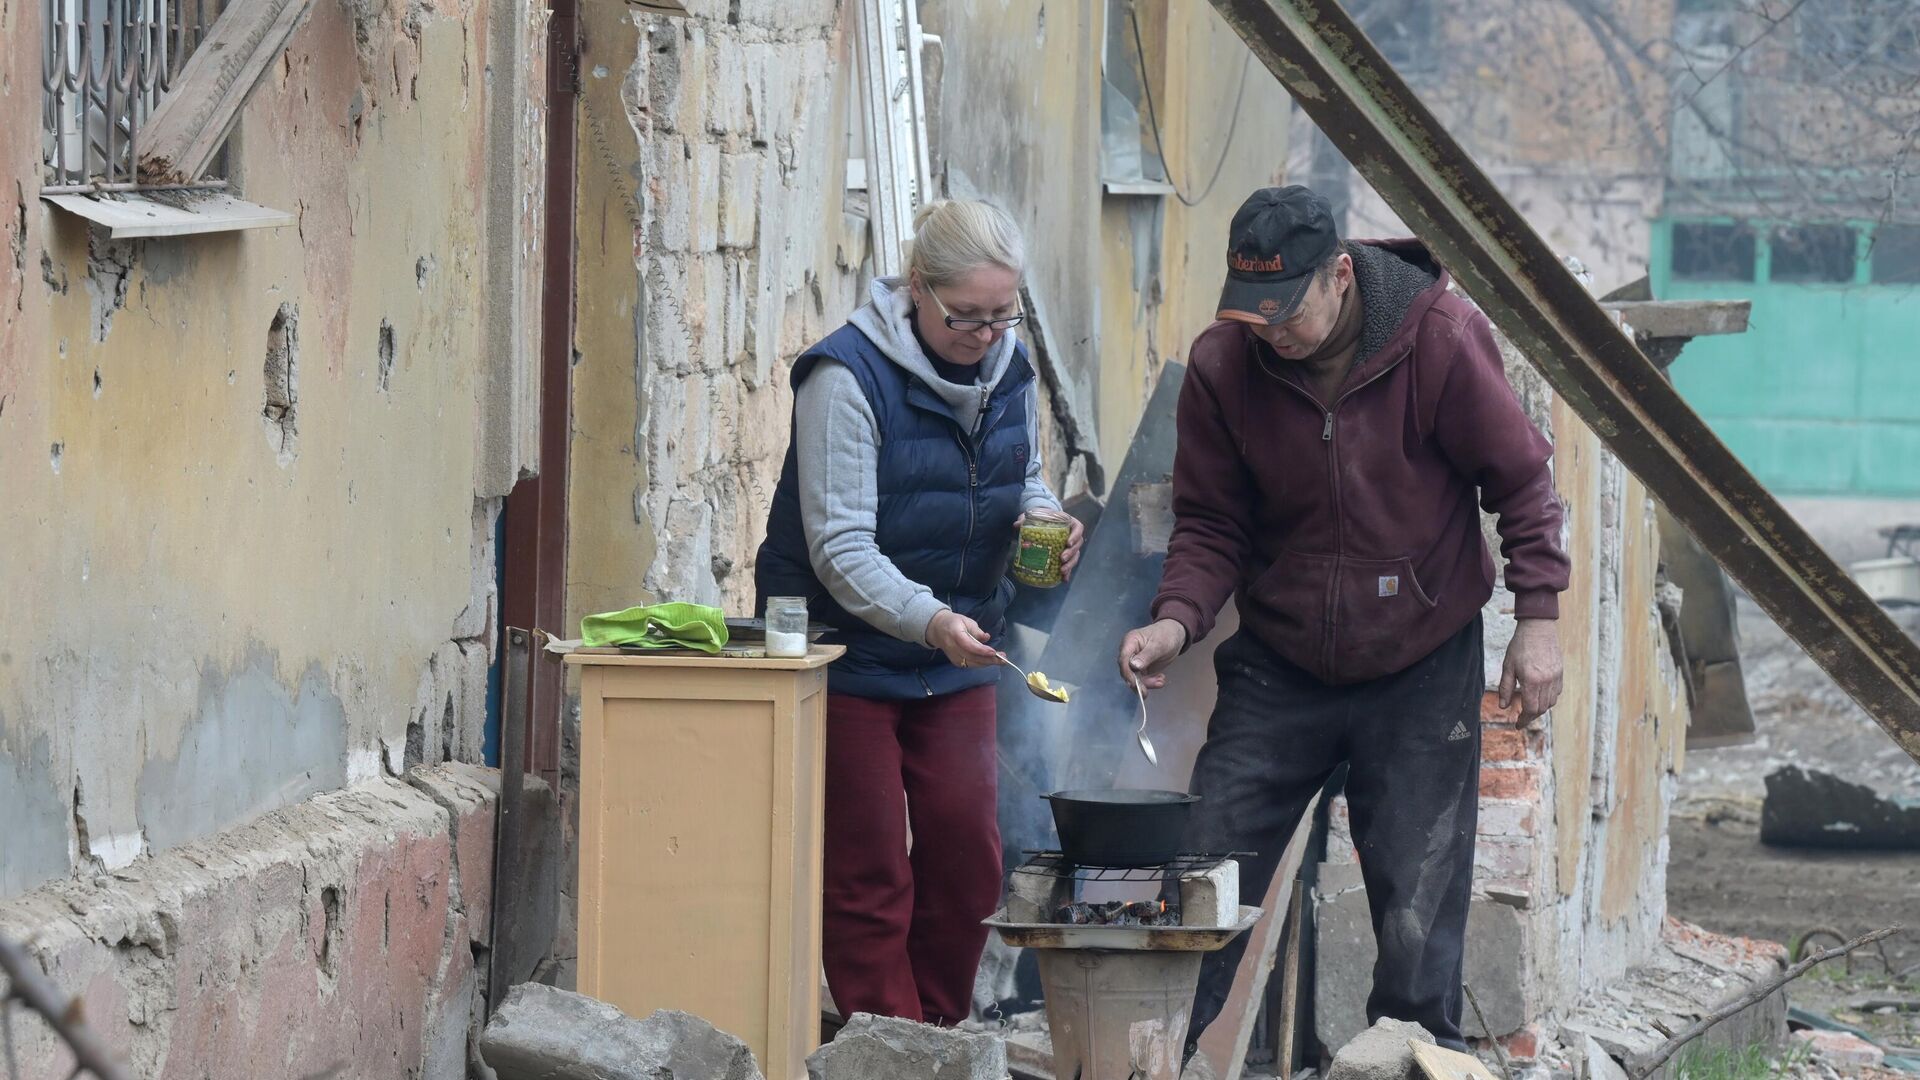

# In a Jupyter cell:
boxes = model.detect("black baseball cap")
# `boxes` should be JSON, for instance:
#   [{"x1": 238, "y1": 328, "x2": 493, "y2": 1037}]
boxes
[{"x1": 1217, "y1": 186, "x2": 1341, "y2": 326}]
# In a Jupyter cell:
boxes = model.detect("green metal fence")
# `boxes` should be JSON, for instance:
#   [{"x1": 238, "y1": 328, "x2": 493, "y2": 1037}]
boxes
[{"x1": 1653, "y1": 216, "x2": 1920, "y2": 496}]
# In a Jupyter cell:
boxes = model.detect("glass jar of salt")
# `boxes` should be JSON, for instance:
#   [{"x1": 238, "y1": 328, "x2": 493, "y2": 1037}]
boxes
[{"x1": 764, "y1": 597, "x2": 810, "y2": 658}]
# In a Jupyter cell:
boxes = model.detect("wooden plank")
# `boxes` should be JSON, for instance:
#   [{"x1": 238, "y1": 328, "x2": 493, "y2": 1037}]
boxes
[
  {"x1": 42, "y1": 192, "x2": 293, "y2": 238},
  {"x1": 1411, "y1": 1041, "x2": 1503, "y2": 1080},
  {"x1": 138, "y1": 0, "x2": 315, "y2": 183},
  {"x1": 1195, "y1": 799, "x2": 1318, "y2": 1080}
]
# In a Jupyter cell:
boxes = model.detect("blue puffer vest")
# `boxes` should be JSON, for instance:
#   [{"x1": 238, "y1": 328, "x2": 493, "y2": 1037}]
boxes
[{"x1": 756, "y1": 323, "x2": 1036, "y2": 700}]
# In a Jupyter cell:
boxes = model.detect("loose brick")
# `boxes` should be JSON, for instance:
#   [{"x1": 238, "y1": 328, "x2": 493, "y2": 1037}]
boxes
[
  {"x1": 1498, "y1": 1024, "x2": 1546, "y2": 1062},
  {"x1": 1482, "y1": 727, "x2": 1535, "y2": 762},
  {"x1": 1473, "y1": 837, "x2": 1533, "y2": 883},
  {"x1": 1477, "y1": 798, "x2": 1537, "y2": 838},
  {"x1": 1479, "y1": 763, "x2": 1542, "y2": 801}
]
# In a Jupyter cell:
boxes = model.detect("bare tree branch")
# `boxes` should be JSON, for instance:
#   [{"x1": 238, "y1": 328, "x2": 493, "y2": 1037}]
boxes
[
  {"x1": 0, "y1": 933, "x2": 133, "y2": 1080},
  {"x1": 1629, "y1": 926, "x2": 1904, "y2": 1080}
]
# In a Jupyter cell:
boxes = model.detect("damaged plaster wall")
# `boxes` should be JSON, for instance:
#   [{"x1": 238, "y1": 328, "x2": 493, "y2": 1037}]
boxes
[
  {"x1": 0, "y1": 765, "x2": 498, "y2": 1080},
  {"x1": 0, "y1": 0, "x2": 536, "y2": 900},
  {"x1": 566, "y1": 0, "x2": 864, "y2": 622},
  {"x1": 925, "y1": 0, "x2": 1293, "y2": 484}
]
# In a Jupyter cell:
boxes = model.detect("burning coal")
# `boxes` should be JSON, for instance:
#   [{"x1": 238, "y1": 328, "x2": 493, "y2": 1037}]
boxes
[{"x1": 1052, "y1": 899, "x2": 1180, "y2": 927}]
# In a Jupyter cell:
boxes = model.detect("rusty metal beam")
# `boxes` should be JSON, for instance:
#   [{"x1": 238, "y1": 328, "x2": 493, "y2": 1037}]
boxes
[{"x1": 1206, "y1": 0, "x2": 1920, "y2": 762}]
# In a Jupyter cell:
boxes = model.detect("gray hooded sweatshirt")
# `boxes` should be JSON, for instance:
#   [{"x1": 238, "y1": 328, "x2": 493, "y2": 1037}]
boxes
[{"x1": 794, "y1": 276, "x2": 1063, "y2": 646}]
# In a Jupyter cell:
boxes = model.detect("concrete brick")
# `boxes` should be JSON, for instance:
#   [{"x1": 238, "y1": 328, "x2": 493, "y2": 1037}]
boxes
[
  {"x1": 709, "y1": 43, "x2": 750, "y2": 135},
  {"x1": 809, "y1": 1012, "x2": 1006, "y2": 1080},
  {"x1": 1315, "y1": 864, "x2": 1376, "y2": 1052},
  {"x1": 1462, "y1": 900, "x2": 1528, "y2": 1038},
  {"x1": 405, "y1": 763, "x2": 499, "y2": 945},
  {"x1": 1480, "y1": 763, "x2": 1543, "y2": 801},
  {"x1": 1478, "y1": 798, "x2": 1538, "y2": 838},
  {"x1": 1326, "y1": 1018, "x2": 1435, "y2": 1080},
  {"x1": 649, "y1": 138, "x2": 694, "y2": 252},
  {"x1": 735, "y1": 0, "x2": 834, "y2": 32},
  {"x1": 691, "y1": 143, "x2": 722, "y2": 252},
  {"x1": 719, "y1": 152, "x2": 761, "y2": 249},
  {"x1": 484, "y1": 984, "x2": 764, "y2": 1079},
  {"x1": 0, "y1": 779, "x2": 483, "y2": 1080},
  {"x1": 1473, "y1": 836, "x2": 1534, "y2": 890},
  {"x1": 1179, "y1": 860, "x2": 1239, "y2": 928}
]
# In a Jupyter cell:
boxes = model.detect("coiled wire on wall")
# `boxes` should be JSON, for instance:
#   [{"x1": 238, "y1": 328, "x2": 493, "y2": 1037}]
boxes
[{"x1": 1126, "y1": 2, "x2": 1255, "y2": 208}]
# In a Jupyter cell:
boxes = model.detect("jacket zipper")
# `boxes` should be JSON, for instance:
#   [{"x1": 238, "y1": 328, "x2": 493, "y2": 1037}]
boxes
[
  {"x1": 951, "y1": 430, "x2": 978, "y2": 592},
  {"x1": 1267, "y1": 348, "x2": 1411, "y2": 680}
]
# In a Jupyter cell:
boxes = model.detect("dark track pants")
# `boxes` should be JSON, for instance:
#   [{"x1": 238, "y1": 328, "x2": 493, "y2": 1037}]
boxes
[{"x1": 1183, "y1": 617, "x2": 1484, "y2": 1053}]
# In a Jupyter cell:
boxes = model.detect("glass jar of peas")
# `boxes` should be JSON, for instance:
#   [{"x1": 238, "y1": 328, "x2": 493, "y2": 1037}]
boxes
[{"x1": 1011, "y1": 509, "x2": 1073, "y2": 588}]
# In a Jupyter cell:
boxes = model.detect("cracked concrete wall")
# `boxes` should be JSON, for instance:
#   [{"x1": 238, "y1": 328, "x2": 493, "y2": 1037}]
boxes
[
  {"x1": 566, "y1": 0, "x2": 864, "y2": 623},
  {"x1": 0, "y1": 764, "x2": 497, "y2": 1080},
  {"x1": 0, "y1": 0, "x2": 537, "y2": 900}
]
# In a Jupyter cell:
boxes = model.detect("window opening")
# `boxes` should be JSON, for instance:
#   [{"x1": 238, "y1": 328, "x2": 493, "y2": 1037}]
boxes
[
  {"x1": 1870, "y1": 225, "x2": 1920, "y2": 285},
  {"x1": 1100, "y1": 0, "x2": 1166, "y2": 187},
  {"x1": 1770, "y1": 224, "x2": 1857, "y2": 284},
  {"x1": 1671, "y1": 221, "x2": 1757, "y2": 282}
]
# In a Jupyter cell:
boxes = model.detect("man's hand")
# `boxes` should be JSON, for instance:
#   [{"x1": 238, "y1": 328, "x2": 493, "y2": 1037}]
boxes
[
  {"x1": 1060, "y1": 516, "x2": 1087, "y2": 582},
  {"x1": 928, "y1": 609, "x2": 1001, "y2": 669},
  {"x1": 1500, "y1": 618, "x2": 1564, "y2": 723},
  {"x1": 1117, "y1": 619, "x2": 1188, "y2": 690}
]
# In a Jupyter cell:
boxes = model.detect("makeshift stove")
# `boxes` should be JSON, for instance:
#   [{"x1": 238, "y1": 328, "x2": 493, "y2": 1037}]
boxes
[{"x1": 984, "y1": 852, "x2": 1261, "y2": 1080}]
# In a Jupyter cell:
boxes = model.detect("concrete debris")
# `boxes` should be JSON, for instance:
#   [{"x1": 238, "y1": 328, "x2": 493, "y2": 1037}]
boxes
[
  {"x1": 1794, "y1": 1029, "x2": 1887, "y2": 1070},
  {"x1": 1326, "y1": 1018, "x2": 1439, "y2": 1080},
  {"x1": 480, "y1": 983, "x2": 764, "y2": 1080},
  {"x1": 1577, "y1": 1035, "x2": 1629, "y2": 1080},
  {"x1": 808, "y1": 1012, "x2": 1008, "y2": 1080},
  {"x1": 1761, "y1": 765, "x2": 1920, "y2": 851}
]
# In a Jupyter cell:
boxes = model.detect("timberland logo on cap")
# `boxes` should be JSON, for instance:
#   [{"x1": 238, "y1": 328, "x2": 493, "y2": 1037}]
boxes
[
  {"x1": 1258, "y1": 298, "x2": 1281, "y2": 317},
  {"x1": 1230, "y1": 251, "x2": 1285, "y2": 272}
]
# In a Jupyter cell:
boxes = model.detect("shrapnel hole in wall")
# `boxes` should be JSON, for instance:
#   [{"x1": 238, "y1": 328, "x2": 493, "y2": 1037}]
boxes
[
  {"x1": 263, "y1": 302, "x2": 299, "y2": 463},
  {"x1": 378, "y1": 318, "x2": 396, "y2": 392}
]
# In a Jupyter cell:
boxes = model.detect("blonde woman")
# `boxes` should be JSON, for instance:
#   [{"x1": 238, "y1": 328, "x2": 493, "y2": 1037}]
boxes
[{"x1": 756, "y1": 199, "x2": 1084, "y2": 1024}]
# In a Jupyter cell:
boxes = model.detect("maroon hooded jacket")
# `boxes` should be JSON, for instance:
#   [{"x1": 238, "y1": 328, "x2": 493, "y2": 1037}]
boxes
[{"x1": 1150, "y1": 240, "x2": 1570, "y2": 685}]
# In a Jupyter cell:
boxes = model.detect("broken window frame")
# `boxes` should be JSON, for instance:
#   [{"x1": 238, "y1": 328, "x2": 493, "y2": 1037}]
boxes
[
  {"x1": 41, "y1": 0, "x2": 229, "y2": 194},
  {"x1": 1099, "y1": 0, "x2": 1173, "y2": 195}
]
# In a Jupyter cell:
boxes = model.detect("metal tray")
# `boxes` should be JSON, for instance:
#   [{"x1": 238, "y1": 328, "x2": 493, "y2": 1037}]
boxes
[{"x1": 982, "y1": 905, "x2": 1263, "y2": 952}]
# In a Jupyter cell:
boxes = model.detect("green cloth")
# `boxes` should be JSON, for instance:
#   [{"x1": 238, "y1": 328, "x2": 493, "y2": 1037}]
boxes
[{"x1": 580, "y1": 602, "x2": 729, "y2": 653}]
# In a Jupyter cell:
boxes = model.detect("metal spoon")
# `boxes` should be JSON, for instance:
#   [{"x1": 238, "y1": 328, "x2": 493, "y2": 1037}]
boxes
[
  {"x1": 1132, "y1": 677, "x2": 1159, "y2": 765},
  {"x1": 997, "y1": 653, "x2": 1071, "y2": 704}
]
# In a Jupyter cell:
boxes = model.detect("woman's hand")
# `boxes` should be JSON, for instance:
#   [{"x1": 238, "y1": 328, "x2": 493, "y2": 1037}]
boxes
[
  {"x1": 1059, "y1": 515, "x2": 1086, "y2": 581},
  {"x1": 928, "y1": 609, "x2": 1002, "y2": 669}
]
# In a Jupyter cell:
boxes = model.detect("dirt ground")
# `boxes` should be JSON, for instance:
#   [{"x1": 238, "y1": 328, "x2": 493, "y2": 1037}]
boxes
[{"x1": 1666, "y1": 597, "x2": 1920, "y2": 1052}]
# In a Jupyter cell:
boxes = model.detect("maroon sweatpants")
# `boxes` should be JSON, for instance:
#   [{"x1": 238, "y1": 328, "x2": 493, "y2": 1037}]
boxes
[{"x1": 822, "y1": 684, "x2": 1001, "y2": 1026}]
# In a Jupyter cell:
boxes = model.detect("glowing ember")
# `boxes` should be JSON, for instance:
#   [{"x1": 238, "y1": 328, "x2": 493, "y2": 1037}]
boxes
[{"x1": 1052, "y1": 899, "x2": 1179, "y2": 927}]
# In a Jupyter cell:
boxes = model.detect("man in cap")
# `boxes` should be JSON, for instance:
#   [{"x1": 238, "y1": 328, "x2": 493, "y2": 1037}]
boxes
[{"x1": 1116, "y1": 186, "x2": 1570, "y2": 1054}]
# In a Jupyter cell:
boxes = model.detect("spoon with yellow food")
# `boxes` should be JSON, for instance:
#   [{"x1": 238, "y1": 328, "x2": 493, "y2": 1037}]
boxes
[{"x1": 995, "y1": 653, "x2": 1071, "y2": 704}]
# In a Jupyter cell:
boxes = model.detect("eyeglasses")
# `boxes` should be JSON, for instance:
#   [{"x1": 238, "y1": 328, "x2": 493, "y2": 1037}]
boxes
[{"x1": 926, "y1": 287, "x2": 1026, "y2": 332}]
